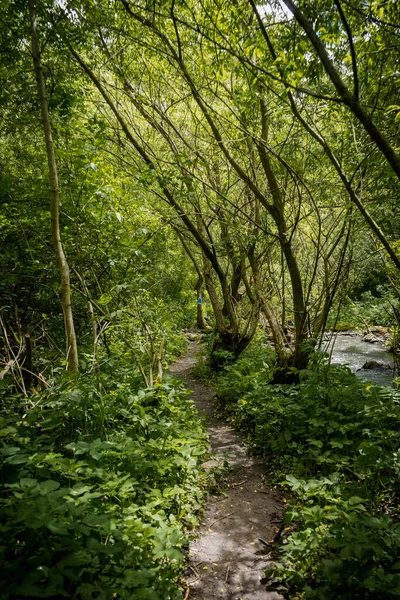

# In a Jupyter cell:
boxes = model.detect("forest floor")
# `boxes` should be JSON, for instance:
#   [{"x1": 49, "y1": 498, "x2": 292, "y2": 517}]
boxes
[{"x1": 170, "y1": 340, "x2": 285, "y2": 600}]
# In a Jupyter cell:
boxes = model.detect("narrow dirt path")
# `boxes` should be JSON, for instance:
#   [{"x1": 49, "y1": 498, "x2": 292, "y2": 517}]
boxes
[{"x1": 170, "y1": 341, "x2": 284, "y2": 600}]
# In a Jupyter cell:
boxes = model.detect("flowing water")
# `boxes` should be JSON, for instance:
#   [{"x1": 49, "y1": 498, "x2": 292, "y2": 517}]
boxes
[{"x1": 325, "y1": 333, "x2": 395, "y2": 387}]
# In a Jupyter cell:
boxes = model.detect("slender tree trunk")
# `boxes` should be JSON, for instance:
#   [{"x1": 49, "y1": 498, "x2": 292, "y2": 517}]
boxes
[
  {"x1": 314, "y1": 218, "x2": 353, "y2": 338},
  {"x1": 22, "y1": 333, "x2": 33, "y2": 388},
  {"x1": 173, "y1": 228, "x2": 208, "y2": 330},
  {"x1": 248, "y1": 250, "x2": 286, "y2": 364},
  {"x1": 257, "y1": 100, "x2": 308, "y2": 369},
  {"x1": 28, "y1": 0, "x2": 78, "y2": 372},
  {"x1": 202, "y1": 255, "x2": 227, "y2": 334},
  {"x1": 195, "y1": 277, "x2": 207, "y2": 330}
]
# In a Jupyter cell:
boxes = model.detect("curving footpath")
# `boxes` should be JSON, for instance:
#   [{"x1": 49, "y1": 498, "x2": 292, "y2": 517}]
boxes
[{"x1": 171, "y1": 340, "x2": 284, "y2": 600}]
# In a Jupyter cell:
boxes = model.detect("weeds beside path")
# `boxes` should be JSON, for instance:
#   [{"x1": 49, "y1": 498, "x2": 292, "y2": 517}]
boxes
[{"x1": 171, "y1": 341, "x2": 284, "y2": 600}]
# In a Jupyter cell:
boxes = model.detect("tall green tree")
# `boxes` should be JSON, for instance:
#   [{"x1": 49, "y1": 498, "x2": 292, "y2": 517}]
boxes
[{"x1": 28, "y1": 0, "x2": 78, "y2": 372}]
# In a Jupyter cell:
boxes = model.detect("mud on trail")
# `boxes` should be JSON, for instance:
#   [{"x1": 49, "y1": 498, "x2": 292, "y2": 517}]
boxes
[{"x1": 170, "y1": 341, "x2": 284, "y2": 600}]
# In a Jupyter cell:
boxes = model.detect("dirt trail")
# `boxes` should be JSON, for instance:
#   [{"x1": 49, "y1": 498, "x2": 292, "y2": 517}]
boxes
[{"x1": 170, "y1": 341, "x2": 284, "y2": 600}]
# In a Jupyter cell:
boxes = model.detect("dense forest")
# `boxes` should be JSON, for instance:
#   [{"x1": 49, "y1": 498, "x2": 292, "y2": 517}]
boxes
[{"x1": 1, "y1": 0, "x2": 400, "y2": 598}]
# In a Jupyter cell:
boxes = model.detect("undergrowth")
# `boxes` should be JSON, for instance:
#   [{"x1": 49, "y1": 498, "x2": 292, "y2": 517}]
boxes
[
  {"x1": 215, "y1": 345, "x2": 400, "y2": 599},
  {"x1": 0, "y1": 355, "x2": 207, "y2": 599}
]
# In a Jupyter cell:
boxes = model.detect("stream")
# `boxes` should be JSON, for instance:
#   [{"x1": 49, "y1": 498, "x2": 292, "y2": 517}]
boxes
[{"x1": 326, "y1": 333, "x2": 395, "y2": 387}]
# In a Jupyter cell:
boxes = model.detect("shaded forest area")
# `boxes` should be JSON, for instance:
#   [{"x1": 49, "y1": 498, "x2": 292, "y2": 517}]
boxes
[{"x1": 1, "y1": 0, "x2": 400, "y2": 598}]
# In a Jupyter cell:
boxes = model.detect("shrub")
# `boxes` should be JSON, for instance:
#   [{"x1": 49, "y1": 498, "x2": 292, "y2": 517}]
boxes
[
  {"x1": 216, "y1": 355, "x2": 400, "y2": 599},
  {"x1": 0, "y1": 361, "x2": 207, "y2": 599}
]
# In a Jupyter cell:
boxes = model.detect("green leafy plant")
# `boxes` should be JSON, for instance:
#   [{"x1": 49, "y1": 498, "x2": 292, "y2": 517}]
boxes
[
  {"x1": 215, "y1": 352, "x2": 400, "y2": 599},
  {"x1": 0, "y1": 359, "x2": 207, "y2": 599}
]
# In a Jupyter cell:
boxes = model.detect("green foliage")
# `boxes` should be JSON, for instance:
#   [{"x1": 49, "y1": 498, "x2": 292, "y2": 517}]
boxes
[
  {"x1": 192, "y1": 332, "x2": 275, "y2": 388},
  {"x1": 214, "y1": 336, "x2": 275, "y2": 409},
  {"x1": 0, "y1": 358, "x2": 207, "y2": 599},
  {"x1": 328, "y1": 290, "x2": 397, "y2": 330},
  {"x1": 269, "y1": 478, "x2": 400, "y2": 599},
  {"x1": 216, "y1": 355, "x2": 400, "y2": 598}
]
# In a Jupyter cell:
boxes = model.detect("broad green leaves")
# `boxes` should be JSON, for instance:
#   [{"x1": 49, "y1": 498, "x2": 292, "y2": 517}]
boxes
[
  {"x1": 0, "y1": 359, "x2": 207, "y2": 598},
  {"x1": 216, "y1": 343, "x2": 400, "y2": 598}
]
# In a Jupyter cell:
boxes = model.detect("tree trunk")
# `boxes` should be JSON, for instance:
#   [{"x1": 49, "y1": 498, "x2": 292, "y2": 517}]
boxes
[
  {"x1": 22, "y1": 333, "x2": 33, "y2": 388},
  {"x1": 173, "y1": 227, "x2": 208, "y2": 330},
  {"x1": 202, "y1": 255, "x2": 227, "y2": 334},
  {"x1": 248, "y1": 250, "x2": 286, "y2": 365},
  {"x1": 195, "y1": 277, "x2": 207, "y2": 330},
  {"x1": 257, "y1": 100, "x2": 309, "y2": 370},
  {"x1": 28, "y1": 0, "x2": 78, "y2": 373}
]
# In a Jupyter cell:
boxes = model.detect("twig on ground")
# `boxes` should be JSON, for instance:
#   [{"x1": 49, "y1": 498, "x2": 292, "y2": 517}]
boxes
[
  {"x1": 189, "y1": 565, "x2": 199, "y2": 578},
  {"x1": 259, "y1": 518, "x2": 286, "y2": 548},
  {"x1": 209, "y1": 512, "x2": 234, "y2": 529},
  {"x1": 273, "y1": 521, "x2": 286, "y2": 543},
  {"x1": 225, "y1": 565, "x2": 230, "y2": 583},
  {"x1": 258, "y1": 537, "x2": 271, "y2": 547}
]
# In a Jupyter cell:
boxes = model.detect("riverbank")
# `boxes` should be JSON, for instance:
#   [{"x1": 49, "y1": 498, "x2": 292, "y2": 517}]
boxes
[{"x1": 327, "y1": 331, "x2": 395, "y2": 386}]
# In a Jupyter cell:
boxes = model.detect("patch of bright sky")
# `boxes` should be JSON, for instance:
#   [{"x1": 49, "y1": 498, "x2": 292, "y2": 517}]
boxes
[
  {"x1": 257, "y1": 1, "x2": 294, "y2": 22},
  {"x1": 55, "y1": 0, "x2": 80, "y2": 24}
]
